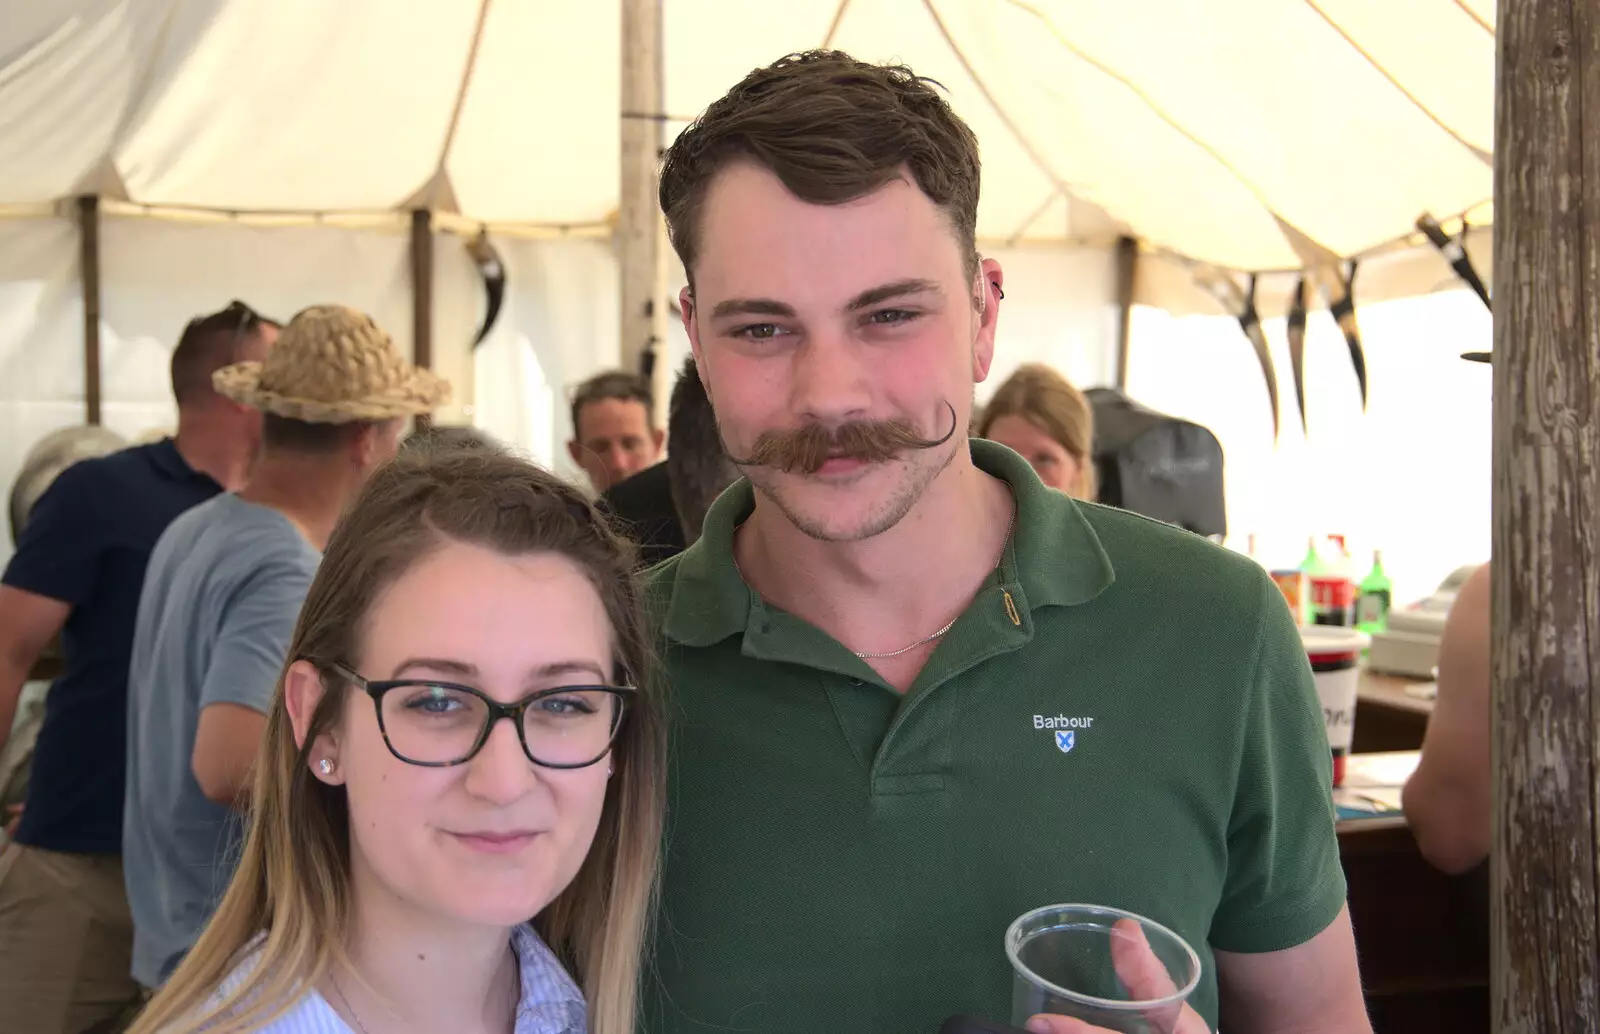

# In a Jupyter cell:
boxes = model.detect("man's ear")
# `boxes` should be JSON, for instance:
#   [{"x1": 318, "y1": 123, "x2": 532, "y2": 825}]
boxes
[
  {"x1": 681, "y1": 287, "x2": 702, "y2": 365},
  {"x1": 682, "y1": 287, "x2": 716, "y2": 406},
  {"x1": 566, "y1": 440, "x2": 584, "y2": 466},
  {"x1": 347, "y1": 423, "x2": 383, "y2": 469},
  {"x1": 972, "y1": 257, "x2": 1004, "y2": 384}
]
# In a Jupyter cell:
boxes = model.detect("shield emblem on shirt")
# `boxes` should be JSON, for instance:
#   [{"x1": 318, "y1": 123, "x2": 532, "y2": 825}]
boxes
[{"x1": 1055, "y1": 730, "x2": 1076, "y2": 753}]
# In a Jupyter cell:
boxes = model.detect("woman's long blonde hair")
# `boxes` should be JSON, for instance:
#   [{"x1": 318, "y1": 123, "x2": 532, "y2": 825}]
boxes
[
  {"x1": 129, "y1": 446, "x2": 666, "y2": 1034},
  {"x1": 976, "y1": 363, "x2": 1098, "y2": 500}
]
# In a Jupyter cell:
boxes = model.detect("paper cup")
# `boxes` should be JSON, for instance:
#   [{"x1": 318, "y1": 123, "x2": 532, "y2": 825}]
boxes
[{"x1": 1299, "y1": 625, "x2": 1369, "y2": 787}]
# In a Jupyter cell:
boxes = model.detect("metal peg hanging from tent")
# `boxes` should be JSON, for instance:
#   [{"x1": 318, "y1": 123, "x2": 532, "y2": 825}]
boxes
[
  {"x1": 464, "y1": 229, "x2": 506, "y2": 349},
  {"x1": 1287, "y1": 276, "x2": 1310, "y2": 433},
  {"x1": 1193, "y1": 266, "x2": 1280, "y2": 438},
  {"x1": 1416, "y1": 212, "x2": 1491, "y2": 310},
  {"x1": 1307, "y1": 259, "x2": 1368, "y2": 409}
]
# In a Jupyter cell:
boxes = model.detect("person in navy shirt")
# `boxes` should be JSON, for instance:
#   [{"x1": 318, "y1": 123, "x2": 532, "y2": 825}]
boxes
[{"x1": 0, "y1": 301, "x2": 278, "y2": 1034}]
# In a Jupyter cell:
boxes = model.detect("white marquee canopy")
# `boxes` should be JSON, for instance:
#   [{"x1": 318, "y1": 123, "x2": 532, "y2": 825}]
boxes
[
  {"x1": 0, "y1": 0, "x2": 1498, "y2": 604},
  {"x1": 1, "y1": 0, "x2": 1495, "y2": 303}
]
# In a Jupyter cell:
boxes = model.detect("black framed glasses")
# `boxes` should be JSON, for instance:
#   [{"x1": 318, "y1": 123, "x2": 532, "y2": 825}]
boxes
[{"x1": 331, "y1": 663, "x2": 633, "y2": 769}]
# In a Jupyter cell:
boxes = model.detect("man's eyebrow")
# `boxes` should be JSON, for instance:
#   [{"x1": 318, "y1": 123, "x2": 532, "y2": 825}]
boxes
[
  {"x1": 705, "y1": 280, "x2": 943, "y2": 321},
  {"x1": 844, "y1": 279, "x2": 943, "y2": 312},
  {"x1": 708, "y1": 298, "x2": 797, "y2": 320}
]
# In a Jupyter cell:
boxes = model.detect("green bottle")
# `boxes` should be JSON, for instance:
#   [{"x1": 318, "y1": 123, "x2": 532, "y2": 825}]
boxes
[
  {"x1": 1356, "y1": 550, "x2": 1393, "y2": 634},
  {"x1": 1299, "y1": 536, "x2": 1324, "y2": 575}
]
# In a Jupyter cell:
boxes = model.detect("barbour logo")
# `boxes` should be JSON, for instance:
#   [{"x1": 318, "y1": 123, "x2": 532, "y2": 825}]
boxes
[
  {"x1": 1032, "y1": 714, "x2": 1094, "y2": 730},
  {"x1": 1033, "y1": 714, "x2": 1093, "y2": 754}
]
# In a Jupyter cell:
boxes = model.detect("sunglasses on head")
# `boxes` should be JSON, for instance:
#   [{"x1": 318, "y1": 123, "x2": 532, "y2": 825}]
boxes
[
  {"x1": 219, "y1": 300, "x2": 264, "y2": 335},
  {"x1": 181, "y1": 299, "x2": 265, "y2": 335}
]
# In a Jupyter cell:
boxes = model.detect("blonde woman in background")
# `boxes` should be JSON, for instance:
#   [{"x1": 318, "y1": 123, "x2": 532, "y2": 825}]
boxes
[
  {"x1": 128, "y1": 445, "x2": 664, "y2": 1034},
  {"x1": 976, "y1": 363, "x2": 1097, "y2": 500}
]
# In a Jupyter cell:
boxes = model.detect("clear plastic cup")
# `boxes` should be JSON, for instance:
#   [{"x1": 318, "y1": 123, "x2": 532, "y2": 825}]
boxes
[{"x1": 1006, "y1": 904, "x2": 1202, "y2": 1033}]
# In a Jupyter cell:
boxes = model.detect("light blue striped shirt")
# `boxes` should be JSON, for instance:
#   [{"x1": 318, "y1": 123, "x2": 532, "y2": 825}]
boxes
[{"x1": 197, "y1": 924, "x2": 585, "y2": 1034}]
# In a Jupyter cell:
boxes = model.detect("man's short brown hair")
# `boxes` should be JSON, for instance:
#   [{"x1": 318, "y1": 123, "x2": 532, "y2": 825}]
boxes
[
  {"x1": 571, "y1": 370, "x2": 654, "y2": 438},
  {"x1": 659, "y1": 50, "x2": 982, "y2": 286},
  {"x1": 262, "y1": 414, "x2": 384, "y2": 455},
  {"x1": 170, "y1": 300, "x2": 280, "y2": 407}
]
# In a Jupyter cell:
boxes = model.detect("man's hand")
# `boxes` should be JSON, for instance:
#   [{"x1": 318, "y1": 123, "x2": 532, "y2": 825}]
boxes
[{"x1": 1024, "y1": 919, "x2": 1209, "y2": 1034}]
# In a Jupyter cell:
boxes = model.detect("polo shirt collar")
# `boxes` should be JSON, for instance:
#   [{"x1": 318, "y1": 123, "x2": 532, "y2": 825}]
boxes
[
  {"x1": 662, "y1": 438, "x2": 1114, "y2": 648},
  {"x1": 662, "y1": 478, "x2": 754, "y2": 648},
  {"x1": 985, "y1": 438, "x2": 1116, "y2": 609}
]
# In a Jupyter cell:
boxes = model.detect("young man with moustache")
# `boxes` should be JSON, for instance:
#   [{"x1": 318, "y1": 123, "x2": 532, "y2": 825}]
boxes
[{"x1": 642, "y1": 51, "x2": 1371, "y2": 1034}]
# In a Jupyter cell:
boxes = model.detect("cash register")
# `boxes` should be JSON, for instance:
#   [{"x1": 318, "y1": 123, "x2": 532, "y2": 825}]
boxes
[{"x1": 1366, "y1": 564, "x2": 1481, "y2": 679}]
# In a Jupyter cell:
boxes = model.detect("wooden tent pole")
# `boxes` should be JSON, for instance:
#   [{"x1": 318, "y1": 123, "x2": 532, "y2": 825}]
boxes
[
  {"x1": 410, "y1": 208, "x2": 434, "y2": 431},
  {"x1": 620, "y1": 0, "x2": 670, "y2": 425},
  {"x1": 1113, "y1": 235, "x2": 1138, "y2": 390},
  {"x1": 78, "y1": 195, "x2": 102, "y2": 426},
  {"x1": 1491, "y1": 0, "x2": 1600, "y2": 1029}
]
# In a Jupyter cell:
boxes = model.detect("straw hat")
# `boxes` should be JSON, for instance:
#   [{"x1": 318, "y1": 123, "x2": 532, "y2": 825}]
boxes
[{"x1": 213, "y1": 305, "x2": 450, "y2": 423}]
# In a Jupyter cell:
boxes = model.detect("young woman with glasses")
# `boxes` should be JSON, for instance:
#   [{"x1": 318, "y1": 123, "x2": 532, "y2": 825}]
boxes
[{"x1": 127, "y1": 444, "x2": 664, "y2": 1034}]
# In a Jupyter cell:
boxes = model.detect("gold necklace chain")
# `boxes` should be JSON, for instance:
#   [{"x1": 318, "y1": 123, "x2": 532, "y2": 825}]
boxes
[
  {"x1": 733, "y1": 500, "x2": 1016, "y2": 660},
  {"x1": 850, "y1": 615, "x2": 961, "y2": 660},
  {"x1": 329, "y1": 971, "x2": 372, "y2": 1034},
  {"x1": 329, "y1": 959, "x2": 518, "y2": 1033}
]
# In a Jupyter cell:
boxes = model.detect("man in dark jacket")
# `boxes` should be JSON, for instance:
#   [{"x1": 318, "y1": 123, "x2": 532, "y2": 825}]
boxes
[{"x1": 599, "y1": 358, "x2": 738, "y2": 568}]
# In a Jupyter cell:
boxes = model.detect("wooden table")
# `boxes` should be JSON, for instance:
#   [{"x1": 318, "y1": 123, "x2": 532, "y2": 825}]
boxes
[
  {"x1": 1354, "y1": 670, "x2": 1435, "y2": 754},
  {"x1": 1337, "y1": 753, "x2": 1488, "y2": 1034}
]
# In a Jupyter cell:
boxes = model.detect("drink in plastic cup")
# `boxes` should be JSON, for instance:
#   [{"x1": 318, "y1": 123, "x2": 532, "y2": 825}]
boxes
[
  {"x1": 1298, "y1": 625, "x2": 1369, "y2": 787},
  {"x1": 1006, "y1": 904, "x2": 1201, "y2": 1033}
]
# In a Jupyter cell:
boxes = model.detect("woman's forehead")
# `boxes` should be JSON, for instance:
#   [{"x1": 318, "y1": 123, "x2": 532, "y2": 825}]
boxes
[{"x1": 361, "y1": 545, "x2": 613, "y2": 675}]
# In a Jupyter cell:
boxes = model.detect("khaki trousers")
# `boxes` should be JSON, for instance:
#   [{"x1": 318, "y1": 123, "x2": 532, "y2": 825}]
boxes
[{"x1": 0, "y1": 844, "x2": 138, "y2": 1034}]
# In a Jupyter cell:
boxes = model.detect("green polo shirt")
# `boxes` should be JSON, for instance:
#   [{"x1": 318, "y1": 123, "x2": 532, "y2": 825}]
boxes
[{"x1": 641, "y1": 440, "x2": 1345, "y2": 1034}]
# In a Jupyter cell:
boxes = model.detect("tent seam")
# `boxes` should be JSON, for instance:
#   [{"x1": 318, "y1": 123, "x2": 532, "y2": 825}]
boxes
[
  {"x1": 1304, "y1": 0, "x2": 1493, "y2": 164},
  {"x1": 87, "y1": 0, "x2": 186, "y2": 200},
  {"x1": 423, "y1": 0, "x2": 495, "y2": 212},
  {"x1": 1453, "y1": 0, "x2": 1495, "y2": 36},
  {"x1": 1004, "y1": 191, "x2": 1063, "y2": 246},
  {"x1": 992, "y1": 0, "x2": 1345, "y2": 262},
  {"x1": 822, "y1": 0, "x2": 851, "y2": 48}
]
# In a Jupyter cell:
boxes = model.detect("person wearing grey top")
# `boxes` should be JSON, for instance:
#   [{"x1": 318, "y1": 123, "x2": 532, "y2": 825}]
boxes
[{"x1": 124, "y1": 305, "x2": 445, "y2": 989}]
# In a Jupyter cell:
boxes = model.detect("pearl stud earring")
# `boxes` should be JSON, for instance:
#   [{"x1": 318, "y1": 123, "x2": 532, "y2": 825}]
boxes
[{"x1": 318, "y1": 758, "x2": 335, "y2": 776}]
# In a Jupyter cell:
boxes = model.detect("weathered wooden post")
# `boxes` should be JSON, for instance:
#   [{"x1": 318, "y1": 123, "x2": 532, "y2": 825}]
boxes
[
  {"x1": 1113, "y1": 235, "x2": 1138, "y2": 390},
  {"x1": 410, "y1": 208, "x2": 434, "y2": 431},
  {"x1": 77, "y1": 195, "x2": 101, "y2": 426},
  {"x1": 1491, "y1": 0, "x2": 1600, "y2": 1029},
  {"x1": 619, "y1": 0, "x2": 670, "y2": 422}
]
